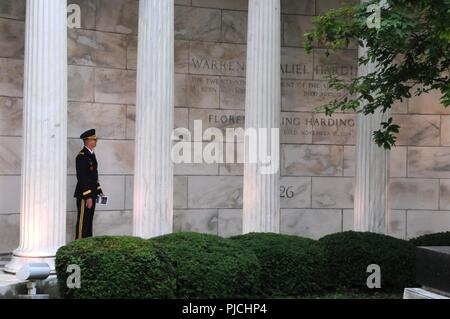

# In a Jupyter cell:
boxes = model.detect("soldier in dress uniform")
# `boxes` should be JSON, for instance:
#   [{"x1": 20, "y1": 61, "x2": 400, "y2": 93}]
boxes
[{"x1": 74, "y1": 129, "x2": 104, "y2": 240}]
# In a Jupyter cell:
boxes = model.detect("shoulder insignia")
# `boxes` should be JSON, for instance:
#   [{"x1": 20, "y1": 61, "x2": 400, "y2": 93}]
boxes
[{"x1": 78, "y1": 152, "x2": 85, "y2": 155}]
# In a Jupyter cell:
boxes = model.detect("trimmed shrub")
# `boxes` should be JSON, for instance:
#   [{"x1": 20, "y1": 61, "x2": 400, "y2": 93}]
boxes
[
  {"x1": 56, "y1": 236, "x2": 176, "y2": 299},
  {"x1": 319, "y1": 231, "x2": 416, "y2": 291},
  {"x1": 230, "y1": 233, "x2": 328, "y2": 297},
  {"x1": 410, "y1": 232, "x2": 450, "y2": 246},
  {"x1": 151, "y1": 232, "x2": 261, "y2": 299}
]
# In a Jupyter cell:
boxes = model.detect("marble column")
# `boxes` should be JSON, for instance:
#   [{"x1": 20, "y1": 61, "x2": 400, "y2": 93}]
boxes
[
  {"x1": 133, "y1": 0, "x2": 174, "y2": 238},
  {"x1": 354, "y1": 43, "x2": 390, "y2": 233},
  {"x1": 5, "y1": 0, "x2": 67, "y2": 274},
  {"x1": 243, "y1": 0, "x2": 281, "y2": 234}
]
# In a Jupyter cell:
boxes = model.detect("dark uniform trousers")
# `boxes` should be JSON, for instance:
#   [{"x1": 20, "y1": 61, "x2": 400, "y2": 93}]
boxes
[
  {"x1": 76, "y1": 197, "x2": 96, "y2": 239},
  {"x1": 74, "y1": 146, "x2": 102, "y2": 240}
]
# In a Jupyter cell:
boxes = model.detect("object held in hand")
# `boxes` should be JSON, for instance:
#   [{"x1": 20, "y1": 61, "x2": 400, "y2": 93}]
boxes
[{"x1": 96, "y1": 195, "x2": 108, "y2": 205}]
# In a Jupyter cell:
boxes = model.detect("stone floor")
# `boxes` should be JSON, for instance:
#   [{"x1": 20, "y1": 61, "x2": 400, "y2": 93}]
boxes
[
  {"x1": 0, "y1": 270, "x2": 59, "y2": 299},
  {"x1": 0, "y1": 254, "x2": 23, "y2": 296},
  {"x1": 0, "y1": 271, "x2": 26, "y2": 290},
  {"x1": 0, "y1": 254, "x2": 57, "y2": 299},
  {"x1": 0, "y1": 255, "x2": 29, "y2": 299}
]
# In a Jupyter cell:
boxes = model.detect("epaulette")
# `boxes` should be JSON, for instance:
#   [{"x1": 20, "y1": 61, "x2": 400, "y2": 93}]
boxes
[{"x1": 78, "y1": 152, "x2": 85, "y2": 155}]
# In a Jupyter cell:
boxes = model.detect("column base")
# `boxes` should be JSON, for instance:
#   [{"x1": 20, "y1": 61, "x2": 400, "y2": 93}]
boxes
[{"x1": 3, "y1": 255, "x2": 56, "y2": 275}]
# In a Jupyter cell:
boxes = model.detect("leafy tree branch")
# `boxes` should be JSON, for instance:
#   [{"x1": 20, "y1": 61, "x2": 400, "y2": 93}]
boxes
[{"x1": 305, "y1": 0, "x2": 450, "y2": 149}]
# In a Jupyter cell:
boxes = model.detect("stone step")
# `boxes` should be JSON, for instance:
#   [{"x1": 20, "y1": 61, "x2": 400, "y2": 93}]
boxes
[
  {"x1": 416, "y1": 246, "x2": 450, "y2": 296},
  {"x1": 0, "y1": 255, "x2": 12, "y2": 270}
]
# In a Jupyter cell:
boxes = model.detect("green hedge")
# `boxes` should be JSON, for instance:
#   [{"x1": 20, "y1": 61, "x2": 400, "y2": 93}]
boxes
[
  {"x1": 152, "y1": 232, "x2": 261, "y2": 299},
  {"x1": 319, "y1": 231, "x2": 416, "y2": 291},
  {"x1": 56, "y1": 231, "x2": 419, "y2": 298},
  {"x1": 230, "y1": 233, "x2": 328, "y2": 297},
  {"x1": 55, "y1": 236, "x2": 176, "y2": 299},
  {"x1": 410, "y1": 232, "x2": 450, "y2": 246}
]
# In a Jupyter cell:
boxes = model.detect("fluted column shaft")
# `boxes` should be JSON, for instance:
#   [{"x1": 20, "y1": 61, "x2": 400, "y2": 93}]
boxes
[
  {"x1": 354, "y1": 44, "x2": 390, "y2": 233},
  {"x1": 243, "y1": 0, "x2": 281, "y2": 233},
  {"x1": 133, "y1": 0, "x2": 174, "y2": 238},
  {"x1": 5, "y1": 0, "x2": 67, "y2": 274}
]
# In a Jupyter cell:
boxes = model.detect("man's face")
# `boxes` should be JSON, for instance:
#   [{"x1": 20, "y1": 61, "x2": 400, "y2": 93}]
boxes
[{"x1": 85, "y1": 139, "x2": 97, "y2": 149}]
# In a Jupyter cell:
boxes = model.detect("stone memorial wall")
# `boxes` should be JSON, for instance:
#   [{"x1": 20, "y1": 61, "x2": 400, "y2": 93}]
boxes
[{"x1": 0, "y1": 0, "x2": 449, "y2": 253}]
